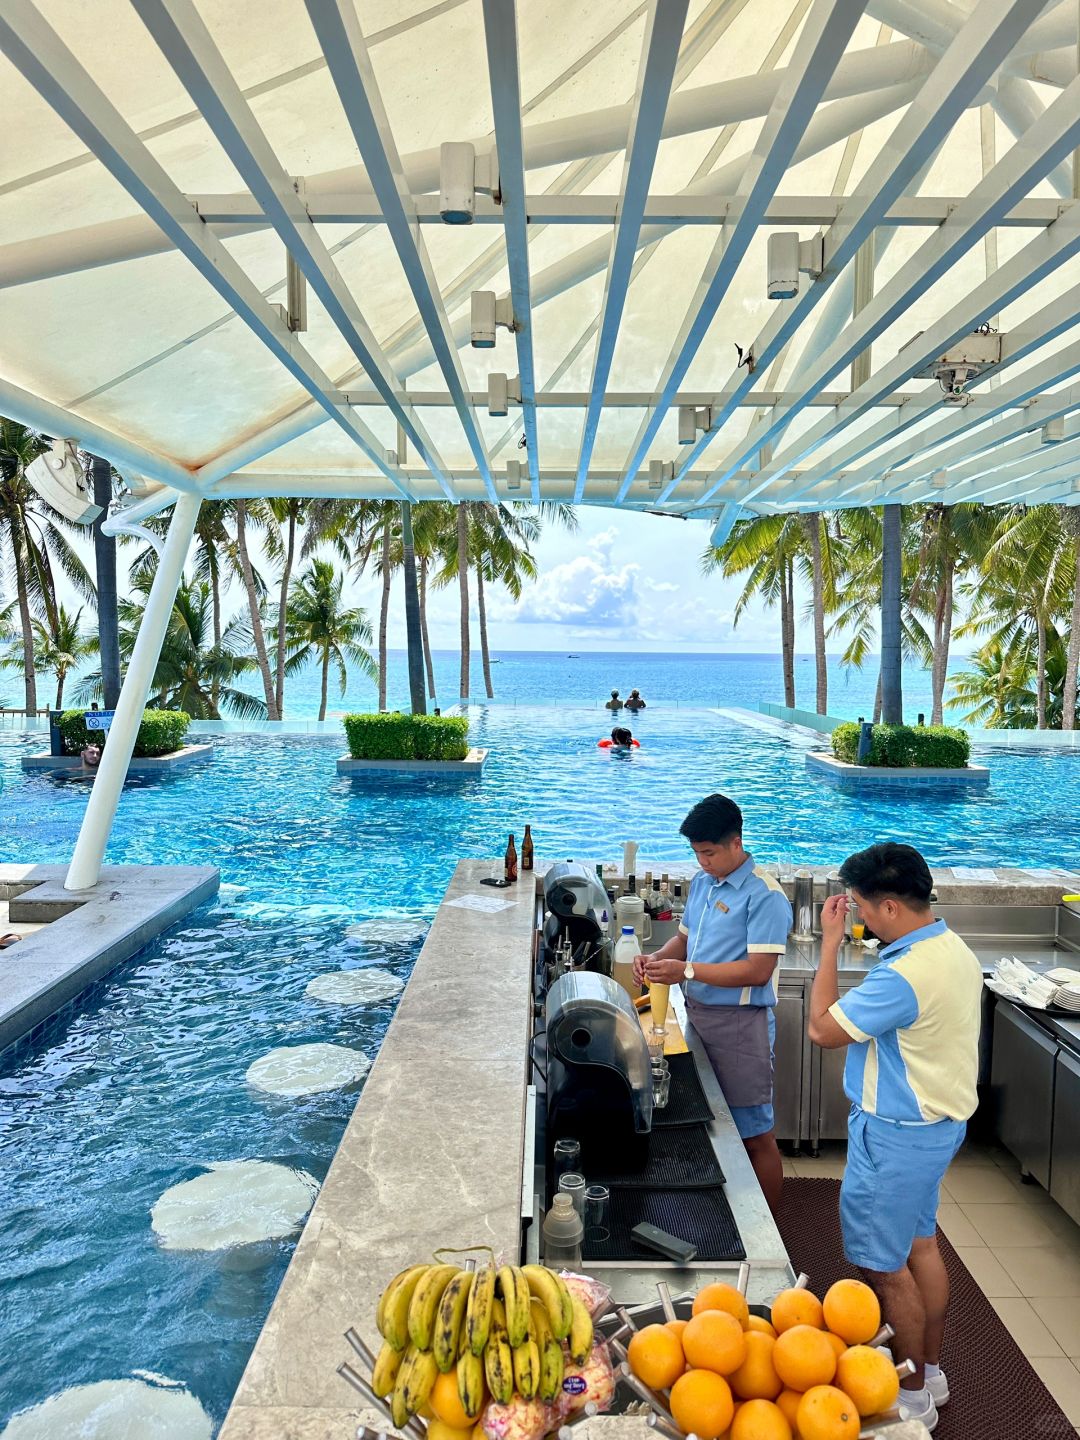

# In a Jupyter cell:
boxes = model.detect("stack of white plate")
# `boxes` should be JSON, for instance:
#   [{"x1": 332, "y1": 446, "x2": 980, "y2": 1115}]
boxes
[{"x1": 1050, "y1": 982, "x2": 1080, "y2": 1012}]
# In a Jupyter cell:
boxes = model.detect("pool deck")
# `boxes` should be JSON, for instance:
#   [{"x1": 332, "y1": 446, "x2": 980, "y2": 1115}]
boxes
[{"x1": 0, "y1": 862, "x2": 219, "y2": 1056}]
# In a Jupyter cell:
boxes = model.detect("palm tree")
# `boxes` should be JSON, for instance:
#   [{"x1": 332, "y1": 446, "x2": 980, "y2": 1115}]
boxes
[
  {"x1": 704, "y1": 513, "x2": 802, "y2": 708},
  {"x1": 265, "y1": 497, "x2": 306, "y2": 719},
  {"x1": 1060, "y1": 507, "x2": 1080, "y2": 731},
  {"x1": 36, "y1": 604, "x2": 99, "y2": 709},
  {"x1": 281, "y1": 558, "x2": 378, "y2": 721},
  {"x1": 86, "y1": 454, "x2": 121, "y2": 707},
  {"x1": 231, "y1": 498, "x2": 280, "y2": 720},
  {"x1": 801, "y1": 511, "x2": 834, "y2": 715},
  {"x1": 948, "y1": 631, "x2": 1076, "y2": 729}
]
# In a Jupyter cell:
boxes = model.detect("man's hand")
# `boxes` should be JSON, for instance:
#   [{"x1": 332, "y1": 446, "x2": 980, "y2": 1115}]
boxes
[
  {"x1": 820, "y1": 892, "x2": 849, "y2": 948},
  {"x1": 632, "y1": 952, "x2": 648, "y2": 985},
  {"x1": 643, "y1": 955, "x2": 686, "y2": 985}
]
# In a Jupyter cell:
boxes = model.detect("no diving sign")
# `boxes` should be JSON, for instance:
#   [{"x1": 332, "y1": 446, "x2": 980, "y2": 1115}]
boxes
[{"x1": 88, "y1": 710, "x2": 116, "y2": 735}]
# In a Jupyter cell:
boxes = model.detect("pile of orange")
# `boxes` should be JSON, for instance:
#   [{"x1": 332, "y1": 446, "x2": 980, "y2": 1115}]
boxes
[{"x1": 625, "y1": 1277, "x2": 899, "y2": 1440}]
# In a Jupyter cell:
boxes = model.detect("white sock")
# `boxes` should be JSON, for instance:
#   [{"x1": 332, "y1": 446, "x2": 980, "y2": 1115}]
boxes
[
  {"x1": 925, "y1": 1363, "x2": 942, "y2": 1379},
  {"x1": 901, "y1": 1387, "x2": 932, "y2": 1412}
]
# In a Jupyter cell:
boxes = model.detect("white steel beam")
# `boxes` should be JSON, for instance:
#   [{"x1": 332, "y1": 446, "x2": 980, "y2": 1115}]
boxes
[
  {"x1": 680, "y1": 0, "x2": 1061, "y2": 508},
  {"x1": 304, "y1": 0, "x2": 497, "y2": 503},
  {"x1": 132, "y1": 0, "x2": 453, "y2": 499},
  {"x1": 613, "y1": 0, "x2": 870, "y2": 504},
  {"x1": 481, "y1": 0, "x2": 541, "y2": 504},
  {"x1": 0, "y1": 0, "x2": 414, "y2": 500},
  {"x1": 575, "y1": 0, "x2": 690, "y2": 500},
  {"x1": 991, "y1": 77, "x2": 1073, "y2": 198}
]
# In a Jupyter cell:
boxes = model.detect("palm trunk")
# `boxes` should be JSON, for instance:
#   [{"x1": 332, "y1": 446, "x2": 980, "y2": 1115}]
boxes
[
  {"x1": 319, "y1": 650, "x2": 330, "y2": 723},
  {"x1": 803, "y1": 512, "x2": 827, "y2": 714},
  {"x1": 90, "y1": 455, "x2": 121, "y2": 707},
  {"x1": 55, "y1": 672, "x2": 65, "y2": 710},
  {"x1": 275, "y1": 509, "x2": 296, "y2": 718},
  {"x1": 235, "y1": 499, "x2": 280, "y2": 721},
  {"x1": 780, "y1": 557, "x2": 795, "y2": 709},
  {"x1": 930, "y1": 562, "x2": 954, "y2": 726},
  {"x1": 457, "y1": 503, "x2": 471, "y2": 702},
  {"x1": 377, "y1": 517, "x2": 392, "y2": 710},
  {"x1": 1063, "y1": 518, "x2": 1080, "y2": 730},
  {"x1": 1036, "y1": 617, "x2": 1048, "y2": 730},
  {"x1": 873, "y1": 671, "x2": 883, "y2": 724},
  {"x1": 419, "y1": 554, "x2": 436, "y2": 699},
  {"x1": 210, "y1": 557, "x2": 222, "y2": 715},
  {"x1": 12, "y1": 517, "x2": 38, "y2": 714},
  {"x1": 477, "y1": 567, "x2": 495, "y2": 699},
  {"x1": 399, "y1": 501, "x2": 426, "y2": 715},
  {"x1": 880, "y1": 504, "x2": 904, "y2": 724}
]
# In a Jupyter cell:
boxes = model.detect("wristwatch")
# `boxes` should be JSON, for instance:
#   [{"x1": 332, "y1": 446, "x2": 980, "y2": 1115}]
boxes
[{"x1": 683, "y1": 960, "x2": 695, "y2": 981}]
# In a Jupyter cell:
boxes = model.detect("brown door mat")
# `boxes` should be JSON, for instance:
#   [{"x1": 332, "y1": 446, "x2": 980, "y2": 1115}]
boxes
[{"x1": 776, "y1": 1177, "x2": 1076, "y2": 1440}]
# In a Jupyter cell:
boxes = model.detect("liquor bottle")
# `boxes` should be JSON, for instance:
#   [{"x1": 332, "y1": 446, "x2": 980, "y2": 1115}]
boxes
[
  {"x1": 655, "y1": 884, "x2": 673, "y2": 922},
  {"x1": 626, "y1": 873, "x2": 637, "y2": 895},
  {"x1": 643, "y1": 871, "x2": 656, "y2": 917},
  {"x1": 671, "y1": 882, "x2": 685, "y2": 920},
  {"x1": 521, "y1": 825, "x2": 534, "y2": 871},
  {"x1": 505, "y1": 833, "x2": 518, "y2": 881}
]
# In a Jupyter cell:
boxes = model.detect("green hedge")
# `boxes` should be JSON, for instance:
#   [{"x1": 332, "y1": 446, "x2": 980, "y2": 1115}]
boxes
[
  {"x1": 343, "y1": 712, "x2": 470, "y2": 761},
  {"x1": 59, "y1": 708, "x2": 191, "y2": 758},
  {"x1": 832, "y1": 721, "x2": 970, "y2": 769}
]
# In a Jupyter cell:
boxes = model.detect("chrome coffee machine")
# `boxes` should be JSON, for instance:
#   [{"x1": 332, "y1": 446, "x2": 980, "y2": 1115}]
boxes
[
  {"x1": 545, "y1": 971, "x2": 653, "y2": 1170},
  {"x1": 539, "y1": 861, "x2": 611, "y2": 992}
]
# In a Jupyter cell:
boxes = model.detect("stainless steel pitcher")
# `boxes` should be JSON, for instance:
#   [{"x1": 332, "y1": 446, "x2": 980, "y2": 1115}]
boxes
[{"x1": 793, "y1": 870, "x2": 815, "y2": 940}]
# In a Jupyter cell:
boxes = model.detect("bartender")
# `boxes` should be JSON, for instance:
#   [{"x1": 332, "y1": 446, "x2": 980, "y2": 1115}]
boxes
[{"x1": 633, "y1": 793, "x2": 792, "y2": 1213}]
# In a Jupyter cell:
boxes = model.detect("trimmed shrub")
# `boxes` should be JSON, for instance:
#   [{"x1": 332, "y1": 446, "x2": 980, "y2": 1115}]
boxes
[
  {"x1": 60, "y1": 708, "x2": 191, "y2": 758},
  {"x1": 343, "y1": 711, "x2": 470, "y2": 762},
  {"x1": 831, "y1": 721, "x2": 970, "y2": 769}
]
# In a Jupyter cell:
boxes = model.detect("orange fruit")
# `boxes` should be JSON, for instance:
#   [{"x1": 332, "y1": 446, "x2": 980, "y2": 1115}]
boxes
[
  {"x1": 770, "y1": 1287, "x2": 825, "y2": 1333},
  {"x1": 628, "y1": 1323, "x2": 686, "y2": 1390},
  {"x1": 430, "y1": 1371, "x2": 482, "y2": 1428},
  {"x1": 773, "y1": 1325, "x2": 838, "y2": 1391},
  {"x1": 834, "y1": 1346, "x2": 900, "y2": 1417},
  {"x1": 796, "y1": 1385, "x2": 861, "y2": 1440},
  {"x1": 670, "y1": 1368, "x2": 736, "y2": 1440},
  {"x1": 775, "y1": 1389, "x2": 802, "y2": 1430},
  {"x1": 730, "y1": 1397, "x2": 793, "y2": 1440},
  {"x1": 729, "y1": 1331, "x2": 783, "y2": 1401},
  {"x1": 747, "y1": 1315, "x2": 778, "y2": 1338},
  {"x1": 428, "y1": 1423, "x2": 472, "y2": 1440},
  {"x1": 694, "y1": 1281, "x2": 751, "y2": 1329},
  {"x1": 822, "y1": 1280, "x2": 880, "y2": 1345},
  {"x1": 823, "y1": 1332, "x2": 848, "y2": 1359},
  {"x1": 683, "y1": 1309, "x2": 748, "y2": 1377},
  {"x1": 666, "y1": 1318, "x2": 690, "y2": 1343}
]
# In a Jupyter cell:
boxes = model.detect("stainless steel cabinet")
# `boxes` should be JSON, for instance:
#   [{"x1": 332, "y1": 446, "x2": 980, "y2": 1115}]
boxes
[
  {"x1": 773, "y1": 985, "x2": 809, "y2": 1144},
  {"x1": 1051, "y1": 1050, "x2": 1080, "y2": 1226},
  {"x1": 991, "y1": 1001, "x2": 1057, "y2": 1188}
]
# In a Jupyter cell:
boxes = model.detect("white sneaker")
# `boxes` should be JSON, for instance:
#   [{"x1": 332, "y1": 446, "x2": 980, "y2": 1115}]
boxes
[
  {"x1": 898, "y1": 1388, "x2": 939, "y2": 1432},
  {"x1": 925, "y1": 1368, "x2": 950, "y2": 1408}
]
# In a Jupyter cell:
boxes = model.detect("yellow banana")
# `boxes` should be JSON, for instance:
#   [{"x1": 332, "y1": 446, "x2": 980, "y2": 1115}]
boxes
[
  {"x1": 567, "y1": 1293, "x2": 594, "y2": 1365},
  {"x1": 484, "y1": 1298, "x2": 514, "y2": 1404},
  {"x1": 380, "y1": 1264, "x2": 431, "y2": 1352},
  {"x1": 456, "y1": 1348, "x2": 485, "y2": 1420},
  {"x1": 408, "y1": 1264, "x2": 460, "y2": 1352},
  {"x1": 521, "y1": 1264, "x2": 573, "y2": 1341},
  {"x1": 372, "y1": 1339, "x2": 405, "y2": 1398},
  {"x1": 531, "y1": 1298, "x2": 565, "y2": 1403},
  {"x1": 403, "y1": 1346, "x2": 440, "y2": 1414},
  {"x1": 465, "y1": 1262, "x2": 497, "y2": 1356},
  {"x1": 497, "y1": 1265, "x2": 531, "y2": 1349},
  {"x1": 433, "y1": 1269, "x2": 475, "y2": 1373},
  {"x1": 512, "y1": 1336, "x2": 540, "y2": 1400},
  {"x1": 391, "y1": 1346, "x2": 419, "y2": 1429}
]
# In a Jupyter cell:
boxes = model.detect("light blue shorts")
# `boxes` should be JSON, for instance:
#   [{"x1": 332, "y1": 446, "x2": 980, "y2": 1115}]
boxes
[{"x1": 841, "y1": 1105, "x2": 966, "y2": 1273}]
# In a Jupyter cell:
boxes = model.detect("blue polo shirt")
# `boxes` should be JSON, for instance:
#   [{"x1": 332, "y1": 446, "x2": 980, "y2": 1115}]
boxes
[
  {"x1": 829, "y1": 919, "x2": 983, "y2": 1123},
  {"x1": 678, "y1": 855, "x2": 792, "y2": 1007}
]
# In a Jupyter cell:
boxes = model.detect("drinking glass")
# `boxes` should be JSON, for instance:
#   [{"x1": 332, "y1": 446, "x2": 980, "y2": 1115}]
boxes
[
  {"x1": 650, "y1": 1056, "x2": 671, "y2": 1109},
  {"x1": 553, "y1": 1138, "x2": 581, "y2": 1184},
  {"x1": 558, "y1": 1171, "x2": 586, "y2": 1221},
  {"x1": 585, "y1": 1184, "x2": 610, "y2": 1244},
  {"x1": 649, "y1": 982, "x2": 670, "y2": 1033}
]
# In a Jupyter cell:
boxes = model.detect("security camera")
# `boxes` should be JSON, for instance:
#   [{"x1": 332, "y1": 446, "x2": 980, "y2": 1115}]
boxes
[
  {"x1": 767, "y1": 231, "x2": 824, "y2": 300},
  {"x1": 470, "y1": 291, "x2": 515, "y2": 348},
  {"x1": 25, "y1": 439, "x2": 102, "y2": 525},
  {"x1": 936, "y1": 363, "x2": 977, "y2": 404},
  {"x1": 440, "y1": 142, "x2": 476, "y2": 224}
]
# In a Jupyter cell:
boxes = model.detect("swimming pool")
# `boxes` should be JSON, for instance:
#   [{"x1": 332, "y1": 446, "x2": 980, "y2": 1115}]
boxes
[{"x1": 1, "y1": 707, "x2": 1079, "y2": 1433}]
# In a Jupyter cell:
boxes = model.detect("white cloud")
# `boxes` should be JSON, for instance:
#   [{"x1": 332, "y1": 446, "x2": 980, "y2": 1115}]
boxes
[{"x1": 493, "y1": 543, "x2": 643, "y2": 631}]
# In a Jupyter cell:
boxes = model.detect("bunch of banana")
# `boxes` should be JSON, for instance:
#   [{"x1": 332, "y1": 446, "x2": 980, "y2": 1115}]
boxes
[
  {"x1": 521, "y1": 1264, "x2": 573, "y2": 1341},
  {"x1": 483, "y1": 1298, "x2": 514, "y2": 1405},
  {"x1": 390, "y1": 1345, "x2": 439, "y2": 1429},
  {"x1": 530, "y1": 1298, "x2": 565, "y2": 1403}
]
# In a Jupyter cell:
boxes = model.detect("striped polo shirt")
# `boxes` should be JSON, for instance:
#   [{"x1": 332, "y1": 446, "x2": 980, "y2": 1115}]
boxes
[
  {"x1": 678, "y1": 855, "x2": 792, "y2": 1007},
  {"x1": 829, "y1": 919, "x2": 983, "y2": 1123}
]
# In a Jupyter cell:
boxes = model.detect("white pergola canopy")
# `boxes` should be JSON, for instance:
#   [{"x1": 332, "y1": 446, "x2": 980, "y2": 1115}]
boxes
[{"x1": 3, "y1": 0, "x2": 1080, "y2": 526}]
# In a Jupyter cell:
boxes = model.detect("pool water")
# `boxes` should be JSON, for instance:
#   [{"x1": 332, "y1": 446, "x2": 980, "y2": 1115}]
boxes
[{"x1": 1, "y1": 707, "x2": 1079, "y2": 1433}]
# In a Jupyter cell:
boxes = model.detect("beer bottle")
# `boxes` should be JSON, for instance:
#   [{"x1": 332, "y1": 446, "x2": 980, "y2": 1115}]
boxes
[
  {"x1": 505, "y1": 833, "x2": 518, "y2": 881},
  {"x1": 521, "y1": 825, "x2": 534, "y2": 871}
]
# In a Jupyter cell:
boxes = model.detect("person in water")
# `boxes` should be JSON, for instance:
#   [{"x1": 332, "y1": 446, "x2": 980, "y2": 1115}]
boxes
[
  {"x1": 605, "y1": 689, "x2": 623, "y2": 710},
  {"x1": 601, "y1": 727, "x2": 638, "y2": 750},
  {"x1": 625, "y1": 689, "x2": 646, "y2": 711}
]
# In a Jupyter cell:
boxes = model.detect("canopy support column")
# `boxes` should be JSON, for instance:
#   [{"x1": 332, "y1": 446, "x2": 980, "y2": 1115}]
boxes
[
  {"x1": 880, "y1": 502, "x2": 904, "y2": 724},
  {"x1": 399, "y1": 499, "x2": 427, "y2": 716},
  {"x1": 65, "y1": 490, "x2": 200, "y2": 892}
]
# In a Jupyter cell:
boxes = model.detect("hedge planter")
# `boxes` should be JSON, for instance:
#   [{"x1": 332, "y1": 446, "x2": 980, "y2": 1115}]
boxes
[
  {"x1": 806, "y1": 751, "x2": 989, "y2": 788},
  {"x1": 336, "y1": 747, "x2": 488, "y2": 775},
  {"x1": 339, "y1": 711, "x2": 484, "y2": 776},
  {"x1": 22, "y1": 745, "x2": 213, "y2": 774},
  {"x1": 831, "y1": 720, "x2": 971, "y2": 768},
  {"x1": 59, "y1": 708, "x2": 193, "y2": 758}
]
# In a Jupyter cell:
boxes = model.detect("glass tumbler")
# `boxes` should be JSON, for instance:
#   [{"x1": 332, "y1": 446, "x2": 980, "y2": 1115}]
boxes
[
  {"x1": 558, "y1": 1171, "x2": 586, "y2": 1221},
  {"x1": 553, "y1": 1137, "x2": 581, "y2": 1184},
  {"x1": 650, "y1": 1055, "x2": 671, "y2": 1109},
  {"x1": 585, "y1": 1184, "x2": 610, "y2": 1244}
]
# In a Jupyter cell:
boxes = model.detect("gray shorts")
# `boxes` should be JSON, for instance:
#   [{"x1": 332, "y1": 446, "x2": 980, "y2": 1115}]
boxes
[{"x1": 686, "y1": 1000, "x2": 775, "y2": 1110}]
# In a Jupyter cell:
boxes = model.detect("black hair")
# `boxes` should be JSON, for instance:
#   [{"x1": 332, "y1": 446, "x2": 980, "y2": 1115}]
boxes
[
  {"x1": 839, "y1": 842, "x2": 934, "y2": 906},
  {"x1": 679, "y1": 793, "x2": 743, "y2": 845},
  {"x1": 611, "y1": 727, "x2": 633, "y2": 746},
  {"x1": 610, "y1": 689, "x2": 620, "y2": 696}
]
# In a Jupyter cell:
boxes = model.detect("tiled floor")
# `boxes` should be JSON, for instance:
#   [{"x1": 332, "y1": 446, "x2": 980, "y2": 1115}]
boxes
[{"x1": 782, "y1": 1139, "x2": 1080, "y2": 1432}]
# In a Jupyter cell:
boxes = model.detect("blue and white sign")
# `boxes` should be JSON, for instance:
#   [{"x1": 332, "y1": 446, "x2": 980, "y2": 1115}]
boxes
[{"x1": 88, "y1": 710, "x2": 116, "y2": 735}]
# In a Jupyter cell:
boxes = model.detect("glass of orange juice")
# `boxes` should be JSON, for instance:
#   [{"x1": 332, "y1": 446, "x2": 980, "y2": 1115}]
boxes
[
  {"x1": 850, "y1": 903, "x2": 865, "y2": 942},
  {"x1": 649, "y1": 981, "x2": 670, "y2": 1033}
]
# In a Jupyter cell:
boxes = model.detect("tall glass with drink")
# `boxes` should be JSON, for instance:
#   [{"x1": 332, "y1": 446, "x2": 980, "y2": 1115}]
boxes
[{"x1": 649, "y1": 980, "x2": 670, "y2": 1034}]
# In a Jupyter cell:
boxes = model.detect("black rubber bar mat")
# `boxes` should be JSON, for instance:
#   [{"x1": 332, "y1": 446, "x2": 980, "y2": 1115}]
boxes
[
  {"x1": 587, "y1": 1121, "x2": 724, "y2": 1189},
  {"x1": 581, "y1": 1184, "x2": 745, "y2": 1264},
  {"x1": 777, "y1": 1177, "x2": 1075, "y2": 1440},
  {"x1": 651, "y1": 1051, "x2": 713, "y2": 1128}
]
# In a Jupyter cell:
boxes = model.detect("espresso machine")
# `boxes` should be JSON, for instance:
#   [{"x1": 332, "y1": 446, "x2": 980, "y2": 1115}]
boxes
[
  {"x1": 545, "y1": 970, "x2": 653, "y2": 1170},
  {"x1": 539, "y1": 861, "x2": 611, "y2": 993}
]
